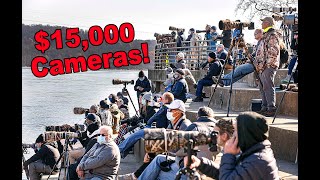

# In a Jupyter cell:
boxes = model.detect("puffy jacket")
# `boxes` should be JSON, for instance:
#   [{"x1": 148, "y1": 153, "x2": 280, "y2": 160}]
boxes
[
  {"x1": 254, "y1": 28, "x2": 281, "y2": 72},
  {"x1": 171, "y1": 78, "x2": 189, "y2": 102},
  {"x1": 24, "y1": 144, "x2": 60, "y2": 169}
]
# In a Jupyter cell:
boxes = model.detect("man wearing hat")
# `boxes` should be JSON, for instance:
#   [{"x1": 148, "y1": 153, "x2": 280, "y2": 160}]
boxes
[
  {"x1": 134, "y1": 70, "x2": 151, "y2": 102},
  {"x1": 253, "y1": 16, "x2": 282, "y2": 117},
  {"x1": 171, "y1": 68, "x2": 189, "y2": 103},
  {"x1": 164, "y1": 67, "x2": 175, "y2": 92},
  {"x1": 193, "y1": 52, "x2": 222, "y2": 102},
  {"x1": 23, "y1": 134, "x2": 60, "y2": 180}
]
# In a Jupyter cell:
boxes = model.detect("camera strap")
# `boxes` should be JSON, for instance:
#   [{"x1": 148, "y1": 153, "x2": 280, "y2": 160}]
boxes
[{"x1": 163, "y1": 129, "x2": 168, "y2": 153}]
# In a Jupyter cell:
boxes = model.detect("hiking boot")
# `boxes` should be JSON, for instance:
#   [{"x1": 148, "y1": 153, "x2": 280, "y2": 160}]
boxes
[
  {"x1": 263, "y1": 109, "x2": 276, "y2": 117},
  {"x1": 212, "y1": 76, "x2": 224, "y2": 87},
  {"x1": 202, "y1": 92, "x2": 209, "y2": 98},
  {"x1": 118, "y1": 173, "x2": 137, "y2": 180},
  {"x1": 192, "y1": 96, "x2": 203, "y2": 102}
]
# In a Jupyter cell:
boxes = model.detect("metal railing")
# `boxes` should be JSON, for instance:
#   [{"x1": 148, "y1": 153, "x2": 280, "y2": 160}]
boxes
[{"x1": 154, "y1": 40, "x2": 217, "y2": 70}]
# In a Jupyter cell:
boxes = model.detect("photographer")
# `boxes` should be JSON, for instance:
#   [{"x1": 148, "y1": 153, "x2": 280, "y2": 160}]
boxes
[
  {"x1": 193, "y1": 52, "x2": 222, "y2": 102},
  {"x1": 117, "y1": 91, "x2": 129, "y2": 105},
  {"x1": 23, "y1": 134, "x2": 60, "y2": 180},
  {"x1": 213, "y1": 29, "x2": 264, "y2": 87},
  {"x1": 134, "y1": 70, "x2": 151, "y2": 102},
  {"x1": 118, "y1": 92, "x2": 173, "y2": 158},
  {"x1": 185, "y1": 111, "x2": 279, "y2": 180},
  {"x1": 137, "y1": 108, "x2": 234, "y2": 180},
  {"x1": 171, "y1": 69, "x2": 189, "y2": 103},
  {"x1": 220, "y1": 29, "x2": 233, "y2": 51},
  {"x1": 164, "y1": 67, "x2": 175, "y2": 92},
  {"x1": 99, "y1": 99, "x2": 113, "y2": 126},
  {"x1": 204, "y1": 25, "x2": 219, "y2": 51},
  {"x1": 281, "y1": 31, "x2": 298, "y2": 84}
]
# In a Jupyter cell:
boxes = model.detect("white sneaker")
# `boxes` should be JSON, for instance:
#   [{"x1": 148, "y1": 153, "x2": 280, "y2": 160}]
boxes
[{"x1": 118, "y1": 173, "x2": 137, "y2": 180}]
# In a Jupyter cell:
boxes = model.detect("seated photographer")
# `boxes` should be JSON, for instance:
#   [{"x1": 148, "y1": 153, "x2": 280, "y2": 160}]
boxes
[
  {"x1": 170, "y1": 53, "x2": 197, "y2": 88},
  {"x1": 137, "y1": 108, "x2": 234, "y2": 180},
  {"x1": 185, "y1": 111, "x2": 279, "y2": 179},
  {"x1": 281, "y1": 32, "x2": 298, "y2": 84},
  {"x1": 84, "y1": 104, "x2": 101, "y2": 120},
  {"x1": 76, "y1": 126, "x2": 120, "y2": 180},
  {"x1": 118, "y1": 92, "x2": 173, "y2": 158},
  {"x1": 99, "y1": 99, "x2": 113, "y2": 126},
  {"x1": 109, "y1": 103, "x2": 125, "y2": 135},
  {"x1": 23, "y1": 134, "x2": 60, "y2": 180},
  {"x1": 134, "y1": 70, "x2": 151, "y2": 102},
  {"x1": 116, "y1": 98, "x2": 130, "y2": 119},
  {"x1": 213, "y1": 28, "x2": 263, "y2": 87},
  {"x1": 220, "y1": 29, "x2": 233, "y2": 51},
  {"x1": 171, "y1": 69, "x2": 189, "y2": 103},
  {"x1": 107, "y1": 93, "x2": 118, "y2": 104},
  {"x1": 193, "y1": 52, "x2": 222, "y2": 102}
]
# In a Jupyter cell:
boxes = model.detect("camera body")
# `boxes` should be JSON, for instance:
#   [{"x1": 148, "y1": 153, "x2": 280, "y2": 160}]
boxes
[
  {"x1": 44, "y1": 131, "x2": 82, "y2": 142},
  {"x1": 196, "y1": 30, "x2": 207, "y2": 33},
  {"x1": 272, "y1": 7, "x2": 297, "y2": 13},
  {"x1": 219, "y1": 19, "x2": 254, "y2": 30}
]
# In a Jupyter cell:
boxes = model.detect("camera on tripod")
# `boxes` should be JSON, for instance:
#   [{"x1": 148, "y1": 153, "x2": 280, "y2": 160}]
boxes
[
  {"x1": 143, "y1": 128, "x2": 219, "y2": 154},
  {"x1": 272, "y1": 7, "x2": 297, "y2": 13},
  {"x1": 112, "y1": 79, "x2": 134, "y2": 85},
  {"x1": 272, "y1": 13, "x2": 298, "y2": 25},
  {"x1": 169, "y1": 26, "x2": 185, "y2": 32},
  {"x1": 44, "y1": 131, "x2": 82, "y2": 142},
  {"x1": 196, "y1": 30, "x2": 207, "y2": 33},
  {"x1": 219, "y1": 19, "x2": 254, "y2": 30}
]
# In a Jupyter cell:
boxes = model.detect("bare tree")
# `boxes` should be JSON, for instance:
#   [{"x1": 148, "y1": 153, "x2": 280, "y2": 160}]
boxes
[{"x1": 235, "y1": 0, "x2": 298, "y2": 20}]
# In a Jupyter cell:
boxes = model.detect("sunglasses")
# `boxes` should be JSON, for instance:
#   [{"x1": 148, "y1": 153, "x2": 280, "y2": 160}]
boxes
[{"x1": 99, "y1": 134, "x2": 108, "y2": 136}]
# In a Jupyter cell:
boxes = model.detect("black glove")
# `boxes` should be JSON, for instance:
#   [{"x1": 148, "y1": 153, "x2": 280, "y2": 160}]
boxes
[{"x1": 169, "y1": 63, "x2": 176, "y2": 69}]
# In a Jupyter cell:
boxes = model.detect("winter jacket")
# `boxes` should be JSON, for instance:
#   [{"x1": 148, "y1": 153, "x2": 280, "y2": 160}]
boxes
[
  {"x1": 203, "y1": 61, "x2": 222, "y2": 80},
  {"x1": 254, "y1": 28, "x2": 281, "y2": 72},
  {"x1": 146, "y1": 104, "x2": 169, "y2": 128},
  {"x1": 171, "y1": 78, "x2": 189, "y2": 102},
  {"x1": 134, "y1": 76, "x2": 151, "y2": 98},
  {"x1": 78, "y1": 141, "x2": 120, "y2": 180},
  {"x1": 24, "y1": 144, "x2": 60, "y2": 169}
]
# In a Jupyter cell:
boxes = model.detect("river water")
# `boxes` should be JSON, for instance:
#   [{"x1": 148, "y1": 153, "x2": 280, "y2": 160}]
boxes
[{"x1": 22, "y1": 67, "x2": 146, "y2": 179}]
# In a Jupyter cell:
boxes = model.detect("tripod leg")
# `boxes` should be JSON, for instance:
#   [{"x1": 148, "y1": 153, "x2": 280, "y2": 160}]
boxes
[
  {"x1": 125, "y1": 87, "x2": 140, "y2": 117},
  {"x1": 226, "y1": 58, "x2": 237, "y2": 117},
  {"x1": 272, "y1": 60, "x2": 298, "y2": 123}
]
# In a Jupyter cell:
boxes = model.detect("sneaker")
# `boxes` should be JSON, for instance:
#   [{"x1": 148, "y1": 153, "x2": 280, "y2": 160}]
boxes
[
  {"x1": 118, "y1": 173, "x2": 137, "y2": 180},
  {"x1": 192, "y1": 96, "x2": 203, "y2": 102},
  {"x1": 281, "y1": 75, "x2": 294, "y2": 84},
  {"x1": 256, "y1": 107, "x2": 267, "y2": 115},
  {"x1": 212, "y1": 76, "x2": 224, "y2": 87}
]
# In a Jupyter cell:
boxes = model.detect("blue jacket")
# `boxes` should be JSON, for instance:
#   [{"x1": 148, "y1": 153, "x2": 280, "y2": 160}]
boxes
[
  {"x1": 171, "y1": 78, "x2": 189, "y2": 102},
  {"x1": 134, "y1": 76, "x2": 151, "y2": 98},
  {"x1": 146, "y1": 104, "x2": 169, "y2": 128},
  {"x1": 203, "y1": 61, "x2": 222, "y2": 80}
]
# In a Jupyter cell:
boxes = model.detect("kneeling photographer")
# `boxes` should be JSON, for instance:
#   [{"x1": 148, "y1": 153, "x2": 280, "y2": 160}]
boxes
[
  {"x1": 23, "y1": 134, "x2": 60, "y2": 180},
  {"x1": 137, "y1": 107, "x2": 233, "y2": 180},
  {"x1": 184, "y1": 112, "x2": 279, "y2": 180}
]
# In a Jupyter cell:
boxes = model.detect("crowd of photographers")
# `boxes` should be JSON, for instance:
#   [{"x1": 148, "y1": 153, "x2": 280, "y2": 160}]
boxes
[{"x1": 23, "y1": 15, "x2": 297, "y2": 180}]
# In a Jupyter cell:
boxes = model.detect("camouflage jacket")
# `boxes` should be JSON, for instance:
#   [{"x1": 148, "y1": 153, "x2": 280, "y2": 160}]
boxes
[{"x1": 253, "y1": 28, "x2": 282, "y2": 72}]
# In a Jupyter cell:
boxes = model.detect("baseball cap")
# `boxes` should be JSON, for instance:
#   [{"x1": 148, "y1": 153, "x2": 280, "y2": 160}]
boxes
[
  {"x1": 86, "y1": 113, "x2": 98, "y2": 122},
  {"x1": 260, "y1": 17, "x2": 275, "y2": 26},
  {"x1": 177, "y1": 52, "x2": 185, "y2": 59},
  {"x1": 167, "y1": 99, "x2": 186, "y2": 112},
  {"x1": 142, "y1": 92, "x2": 153, "y2": 101}
]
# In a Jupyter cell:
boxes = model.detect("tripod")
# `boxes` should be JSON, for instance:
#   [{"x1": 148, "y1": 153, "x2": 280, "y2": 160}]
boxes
[
  {"x1": 175, "y1": 139, "x2": 201, "y2": 180},
  {"x1": 122, "y1": 83, "x2": 140, "y2": 117},
  {"x1": 272, "y1": 56, "x2": 298, "y2": 123},
  {"x1": 47, "y1": 138, "x2": 71, "y2": 180},
  {"x1": 208, "y1": 30, "x2": 263, "y2": 117}
]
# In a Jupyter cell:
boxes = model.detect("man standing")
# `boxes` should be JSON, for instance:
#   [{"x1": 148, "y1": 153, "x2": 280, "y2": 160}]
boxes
[
  {"x1": 254, "y1": 17, "x2": 282, "y2": 117},
  {"x1": 76, "y1": 126, "x2": 120, "y2": 180},
  {"x1": 134, "y1": 70, "x2": 151, "y2": 102}
]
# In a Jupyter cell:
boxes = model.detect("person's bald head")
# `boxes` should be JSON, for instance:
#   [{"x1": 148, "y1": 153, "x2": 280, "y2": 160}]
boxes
[{"x1": 99, "y1": 126, "x2": 113, "y2": 140}]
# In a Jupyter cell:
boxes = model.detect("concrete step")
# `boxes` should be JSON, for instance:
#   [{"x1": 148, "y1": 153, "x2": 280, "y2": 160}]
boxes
[
  {"x1": 184, "y1": 99, "x2": 298, "y2": 163},
  {"x1": 200, "y1": 83, "x2": 297, "y2": 117}
]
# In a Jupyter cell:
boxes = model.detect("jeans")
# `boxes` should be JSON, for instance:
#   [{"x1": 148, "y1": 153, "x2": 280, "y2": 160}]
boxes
[
  {"x1": 222, "y1": 63, "x2": 254, "y2": 86},
  {"x1": 288, "y1": 56, "x2": 297, "y2": 75},
  {"x1": 196, "y1": 79, "x2": 214, "y2": 97},
  {"x1": 138, "y1": 155, "x2": 186, "y2": 180},
  {"x1": 258, "y1": 67, "x2": 276, "y2": 110},
  {"x1": 28, "y1": 160, "x2": 52, "y2": 180},
  {"x1": 118, "y1": 129, "x2": 145, "y2": 157}
]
